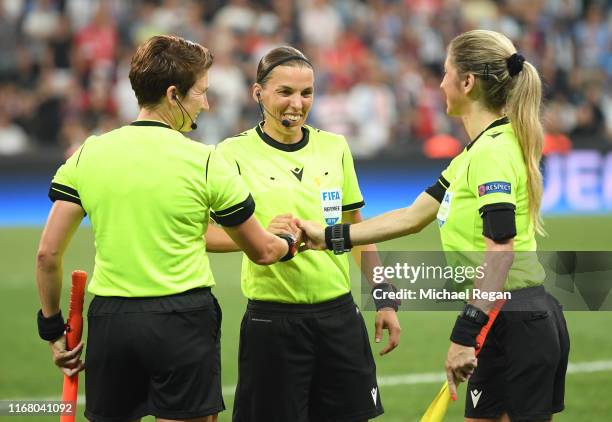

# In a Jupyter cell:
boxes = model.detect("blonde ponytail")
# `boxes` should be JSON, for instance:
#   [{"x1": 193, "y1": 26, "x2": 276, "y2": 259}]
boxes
[
  {"x1": 449, "y1": 30, "x2": 545, "y2": 235},
  {"x1": 506, "y1": 62, "x2": 546, "y2": 235}
]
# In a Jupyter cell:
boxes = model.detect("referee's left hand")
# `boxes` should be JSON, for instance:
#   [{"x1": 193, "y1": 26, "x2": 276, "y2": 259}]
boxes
[
  {"x1": 49, "y1": 335, "x2": 85, "y2": 377},
  {"x1": 375, "y1": 308, "x2": 401, "y2": 355},
  {"x1": 445, "y1": 342, "x2": 477, "y2": 400}
]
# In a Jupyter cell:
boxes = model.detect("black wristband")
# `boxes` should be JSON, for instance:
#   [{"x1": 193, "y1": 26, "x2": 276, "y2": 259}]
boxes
[
  {"x1": 37, "y1": 309, "x2": 65, "y2": 341},
  {"x1": 324, "y1": 224, "x2": 352, "y2": 255},
  {"x1": 277, "y1": 234, "x2": 297, "y2": 262},
  {"x1": 371, "y1": 282, "x2": 400, "y2": 311},
  {"x1": 449, "y1": 304, "x2": 489, "y2": 347}
]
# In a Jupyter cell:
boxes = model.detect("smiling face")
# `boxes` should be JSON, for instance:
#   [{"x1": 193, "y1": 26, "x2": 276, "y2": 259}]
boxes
[{"x1": 256, "y1": 64, "x2": 314, "y2": 141}]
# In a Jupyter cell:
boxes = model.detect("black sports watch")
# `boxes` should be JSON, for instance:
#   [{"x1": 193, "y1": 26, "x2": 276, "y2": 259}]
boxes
[
  {"x1": 460, "y1": 304, "x2": 489, "y2": 325},
  {"x1": 277, "y1": 234, "x2": 297, "y2": 261}
]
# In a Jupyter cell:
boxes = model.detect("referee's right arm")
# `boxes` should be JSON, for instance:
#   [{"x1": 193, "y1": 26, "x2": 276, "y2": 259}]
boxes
[
  {"x1": 205, "y1": 224, "x2": 241, "y2": 252},
  {"x1": 223, "y1": 216, "x2": 293, "y2": 265},
  {"x1": 206, "y1": 150, "x2": 294, "y2": 264}
]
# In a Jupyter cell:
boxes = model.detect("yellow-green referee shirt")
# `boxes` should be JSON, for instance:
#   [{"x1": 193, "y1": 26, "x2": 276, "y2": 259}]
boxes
[
  {"x1": 429, "y1": 117, "x2": 545, "y2": 290},
  {"x1": 49, "y1": 120, "x2": 254, "y2": 297},
  {"x1": 217, "y1": 124, "x2": 365, "y2": 304}
]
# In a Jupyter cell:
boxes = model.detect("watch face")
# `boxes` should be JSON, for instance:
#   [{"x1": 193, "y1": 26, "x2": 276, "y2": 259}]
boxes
[
  {"x1": 464, "y1": 305, "x2": 489, "y2": 325},
  {"x1": 464, "y1": 305, "x2": 483, "y2": 321}
]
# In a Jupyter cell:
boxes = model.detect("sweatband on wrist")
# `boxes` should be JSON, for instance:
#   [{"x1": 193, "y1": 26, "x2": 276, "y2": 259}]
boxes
[
  {"x1": 37, "y1": 309, "x2": 65, "y2": 341},
  {"x1": 372, "y1": 282, "x2": 400, "y2": 311},
  {"x1": 450, "y1": 303, "x2": 489, "y2": 346}
]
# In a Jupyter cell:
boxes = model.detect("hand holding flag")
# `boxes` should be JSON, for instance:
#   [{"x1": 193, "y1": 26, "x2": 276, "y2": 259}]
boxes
[
  {"x1": 59, "y1": 270, "x2": 87, "y2": 422},
  {"x1": 419, "y1": 299, "x2": 506, "y2": 422}
]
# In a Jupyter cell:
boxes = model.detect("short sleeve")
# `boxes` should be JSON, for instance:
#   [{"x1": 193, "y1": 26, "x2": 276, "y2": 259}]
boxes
[
  {"x1": 468, "y1": 146, "x2": 517, "y2": 212},
  {"x1": 340, "y1": 138, "x2": 365, "y2": 212},
  {"x1": 49, "y1": 144, "x2": 84, "y2": 207},
  {"x1": 426, "y1": 152, "x2": 462, "y2": 203},
  {"x1": 207, "y1": 149, "x2": 255, "y2": 227}
]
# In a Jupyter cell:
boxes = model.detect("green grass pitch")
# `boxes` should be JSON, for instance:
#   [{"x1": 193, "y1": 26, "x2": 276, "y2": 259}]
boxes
[{"x1": 1, "y1": 216, "x2": 611, "y2": 421}]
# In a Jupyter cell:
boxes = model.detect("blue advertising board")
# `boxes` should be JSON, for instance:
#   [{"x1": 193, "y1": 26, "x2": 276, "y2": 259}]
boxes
[{"x1": 1, "y1": 150, "x2": 611, "y2": 226}]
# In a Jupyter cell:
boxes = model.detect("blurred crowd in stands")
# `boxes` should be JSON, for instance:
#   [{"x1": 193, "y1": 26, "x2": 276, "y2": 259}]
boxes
[{"x1": 0, "y1": 0, "x2": 610, "y2": 158}]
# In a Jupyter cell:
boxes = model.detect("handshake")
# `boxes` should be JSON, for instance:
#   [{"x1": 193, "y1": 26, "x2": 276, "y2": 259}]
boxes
[{"x1": 268, "y1": 213, "x2": 335, "y2": 253}]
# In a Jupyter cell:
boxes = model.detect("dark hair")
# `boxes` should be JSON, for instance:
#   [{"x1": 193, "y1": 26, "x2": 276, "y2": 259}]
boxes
[
  {"x1": 129, "y1": 35, "x2": 214, "y2": 107},
  {"x1": 256, "y1": 46, "x2": 313, "y2": 86}
]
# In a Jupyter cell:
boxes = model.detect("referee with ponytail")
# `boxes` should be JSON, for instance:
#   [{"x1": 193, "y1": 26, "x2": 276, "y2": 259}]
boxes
[{"x1": 299, "y1": 30, "x2": 570, "y2": 422}]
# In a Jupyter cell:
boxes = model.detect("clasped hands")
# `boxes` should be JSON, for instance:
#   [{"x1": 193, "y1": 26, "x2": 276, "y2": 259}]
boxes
[{"x1": 267, "y1": 214, "x2": 327, "y2": 251}]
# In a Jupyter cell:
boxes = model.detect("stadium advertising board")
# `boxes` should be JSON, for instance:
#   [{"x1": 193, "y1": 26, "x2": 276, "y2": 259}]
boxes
[{"x1": 1, "y1": 149, "x2": 611, "y2": 225}]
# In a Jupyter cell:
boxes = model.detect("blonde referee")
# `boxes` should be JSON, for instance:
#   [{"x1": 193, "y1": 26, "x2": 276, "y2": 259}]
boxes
[{"x1": 299, "y1": 30, "x2": 570, "y2": 422}]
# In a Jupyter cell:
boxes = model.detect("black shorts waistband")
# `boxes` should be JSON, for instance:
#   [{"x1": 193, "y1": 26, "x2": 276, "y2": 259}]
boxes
[
  {"x1": 502, "y1": 285, "x2": 551, "y2": 312},
  {"x1": 89, "y1": 287, "x2": 213, "y2": 315},
  {"x1": 506, "y1": 285, "x2": 546, "y2": 299},
  {"x1": 247, "y1": 292, "x2": 354, "y2": 315}
]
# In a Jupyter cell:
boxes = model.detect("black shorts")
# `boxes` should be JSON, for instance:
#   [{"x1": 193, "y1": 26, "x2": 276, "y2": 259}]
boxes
[
  {"x1": 233, "y1": 292, "x2": 384, "y2": 422},
  {"x1": 465, "y1": 286, "x2": 570, "y2": 421},
  {"x1": 84, "y1": 287, "x2": 225, "y2": 422}
]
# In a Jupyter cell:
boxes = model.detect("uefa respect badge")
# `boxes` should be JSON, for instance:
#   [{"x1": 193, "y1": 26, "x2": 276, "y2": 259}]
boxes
[
  {"x1": 321, "y1": 188, "x2": 342, "y2": 225},
  {"x1": 478, "y1": 181, "x2": 511, "y2": 196}
]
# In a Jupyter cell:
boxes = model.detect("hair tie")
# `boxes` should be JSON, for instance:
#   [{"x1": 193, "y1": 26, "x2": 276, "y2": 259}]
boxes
[{"x1": 507, "y1": 53, "x2": 525, "y2": 77}]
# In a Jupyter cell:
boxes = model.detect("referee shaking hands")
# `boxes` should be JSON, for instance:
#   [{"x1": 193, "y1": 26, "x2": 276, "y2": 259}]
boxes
[
  {"x1": 299, "y1": 30, "x2": 569, "y2": 422},
  {"x1": 36, "y1": 35, "x2": 297, "y2": 422},
  {"x1": 206, "y1": 46, "x2": 400, "y2": 422}
]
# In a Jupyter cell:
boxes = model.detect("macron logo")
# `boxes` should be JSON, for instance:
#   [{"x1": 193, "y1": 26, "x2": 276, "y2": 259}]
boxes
[
  {"x1": 371, "y1": 387, "x2": 378, "y2": 406},
  {"x1": 470, "y1": 389, "x2": 482, "y2": 408},
  {"x1": 290, "y1": 167, "x2": 304, "y2": 182}
]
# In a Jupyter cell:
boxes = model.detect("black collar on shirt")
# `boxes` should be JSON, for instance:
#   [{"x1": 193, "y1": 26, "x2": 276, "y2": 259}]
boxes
[
  {"x1": 466, "y1": 116, "x2": 509, "y2": 151},
  {"x1": 255, "y1": 122, "x2": 309, "y2": 152},
  {"x1": 130, "y1": 120, "x2": 173, "y2": 130}
]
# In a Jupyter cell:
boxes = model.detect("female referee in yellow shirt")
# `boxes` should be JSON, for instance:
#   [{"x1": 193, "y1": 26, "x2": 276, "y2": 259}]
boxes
[
  {"x1": 299, "y1": 30, "x2": 570, "y2": 422},
  {"x1": 206, "y1": 46, "x2": 401, "y2": 422},
  {"x1": 36, "y1": 35, "x2": 296, "y2": 422}
]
